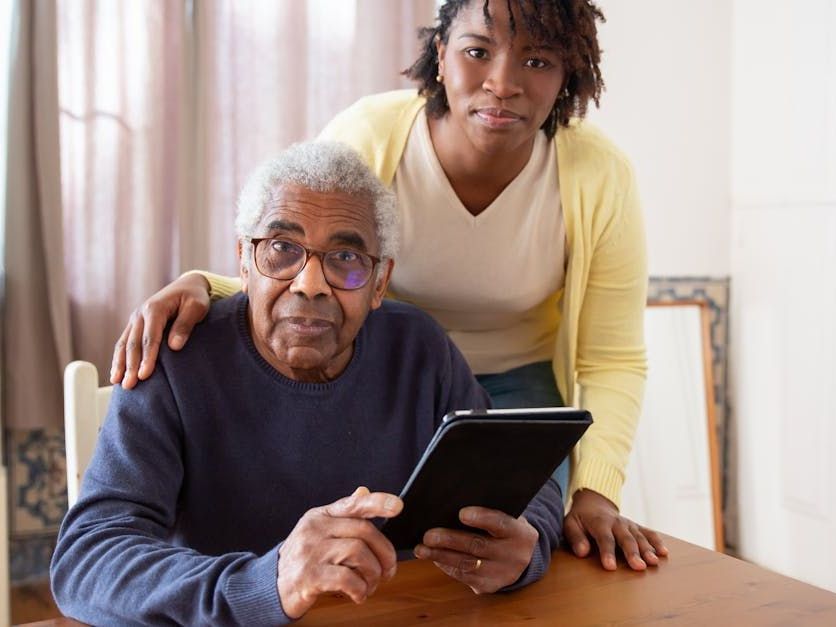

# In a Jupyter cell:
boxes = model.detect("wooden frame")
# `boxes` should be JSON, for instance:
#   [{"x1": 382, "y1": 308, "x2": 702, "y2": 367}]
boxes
[{"x1": 620, "y1": 300, "x2": 724, "y2": 552}]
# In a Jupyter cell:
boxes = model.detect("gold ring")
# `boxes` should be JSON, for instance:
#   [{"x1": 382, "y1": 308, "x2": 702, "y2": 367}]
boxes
[{"x1": 474, "y1": 559, "x2": 483, "y2": 570}]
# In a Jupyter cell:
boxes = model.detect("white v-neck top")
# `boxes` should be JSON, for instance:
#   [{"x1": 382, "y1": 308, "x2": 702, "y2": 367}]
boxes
[{"x1": 391, "y1": 108, "x2": 566, "y2": 374}]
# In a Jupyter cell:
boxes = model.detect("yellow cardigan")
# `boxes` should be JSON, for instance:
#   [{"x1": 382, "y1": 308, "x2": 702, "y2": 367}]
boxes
[{"x1": 206, "y1": 90, "x2": 647, "y2": 508}]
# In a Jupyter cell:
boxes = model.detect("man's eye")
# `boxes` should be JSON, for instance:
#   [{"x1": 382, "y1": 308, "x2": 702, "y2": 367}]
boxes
[
  {"x1": 270, "y1": 240, "x2": 298, "y2": 254},
  {"x1": 332, "y1": 250, "x2": 360, "y2": 263},
  {"x1": 465, "y1": 48, "x2": 488, "y2": 60},
  {"x1": 525, "y1": 57, "x2": 550, "y2": 69}
]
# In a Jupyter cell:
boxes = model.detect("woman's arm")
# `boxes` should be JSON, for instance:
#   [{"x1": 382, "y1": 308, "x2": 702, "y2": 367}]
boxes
[
  {"x1": 564, "y1": 161, "x2": 668, "y2": 569},
  {"x1": 110, "y1": 271, "x2": 241, "y2": 388}
]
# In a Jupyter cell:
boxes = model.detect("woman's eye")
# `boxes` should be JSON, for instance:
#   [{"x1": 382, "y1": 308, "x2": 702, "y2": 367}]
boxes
[
  {"x1": 525, "y1": 57, "x2": 550, "y2": 69},
  {"x1": 465, "y1": 47, "x2": 488, "y2": 60}
]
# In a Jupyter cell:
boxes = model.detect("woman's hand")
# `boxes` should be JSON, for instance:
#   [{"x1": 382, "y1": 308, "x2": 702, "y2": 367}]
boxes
[
  {"x1": 110, "y1": 272, "x2": 212, "y2": 388},
  {"x1": 564, "y1": 489, "x2": 668, "y2": 571},
  {"x1": 414, "y1": 507, "x2": 538, "y2": 594}
]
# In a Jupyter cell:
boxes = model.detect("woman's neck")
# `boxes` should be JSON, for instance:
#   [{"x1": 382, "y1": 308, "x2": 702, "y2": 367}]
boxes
[{"x1": 428, "y1": 115, "x2": 536, "y2": 217}]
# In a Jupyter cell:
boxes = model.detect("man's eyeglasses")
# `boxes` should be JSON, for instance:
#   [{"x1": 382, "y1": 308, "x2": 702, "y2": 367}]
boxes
[{"x1": 245, "y1": 237, "x2": 381, "y2": 290}]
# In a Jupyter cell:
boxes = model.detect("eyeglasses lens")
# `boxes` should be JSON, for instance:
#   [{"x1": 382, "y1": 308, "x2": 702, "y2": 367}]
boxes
[{"x1": 256, "y1": 239, "x2": 373, "y2": 289}]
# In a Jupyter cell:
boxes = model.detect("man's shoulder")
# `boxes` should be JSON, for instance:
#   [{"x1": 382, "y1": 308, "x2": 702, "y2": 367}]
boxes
[
  {"x1": 157, "y1": 293, "x2": 245, "y2": 369},
  {"x1": 365, "y1": 299, "x2": 449, "y2": 343}
]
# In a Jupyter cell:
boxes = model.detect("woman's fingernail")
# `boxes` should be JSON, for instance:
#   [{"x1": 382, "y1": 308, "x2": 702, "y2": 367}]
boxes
[{"x1": 414, "y1": 545, "x2": 430, "y2": 558}]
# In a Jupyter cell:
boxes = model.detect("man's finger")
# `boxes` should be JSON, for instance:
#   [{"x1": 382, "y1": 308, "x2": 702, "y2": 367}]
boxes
[
  {"x1": 320, "y1": 516, "x2": 397, "y2": 580},
  {"x1": 323, "y1": 488, "x2": 403, "y2": 520},
  {"x1": 458, "y1": 506, "x2": 515, "y2": 539},
  {"x1": 314, "y1": 564, "x2": 370, "y2": 605},
  {"x1": 562, "y1": 515, "x2": 590, "y2": 557},
  {"x1": 421, "y1": 527, "x2": 490, "y2": 559},
  {"x1": 328, "y1": 538, "x2": 385, "y2": 596}
]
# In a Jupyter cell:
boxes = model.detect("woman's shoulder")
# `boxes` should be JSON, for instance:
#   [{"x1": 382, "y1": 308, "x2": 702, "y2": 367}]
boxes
[
  {"x1": 318, "y1": 89, "x2": 425, "y2": 183},
  {"x1": 319, "y1": 89, "x2": 424, "y2": 141},
  {"x1": 556, "y1": 120, "x2": 635, "y2": 184}
]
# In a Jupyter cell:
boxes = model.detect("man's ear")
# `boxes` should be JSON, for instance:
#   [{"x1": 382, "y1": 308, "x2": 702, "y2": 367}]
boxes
[
  {"x1": 238, "y1": 239, "x2": 249, "y2": 294},
  {"x1": 369, "y1": 259, "x2": 394, "y2": 310}
]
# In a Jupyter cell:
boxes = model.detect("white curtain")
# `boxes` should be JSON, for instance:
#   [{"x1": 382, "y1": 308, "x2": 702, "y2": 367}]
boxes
[
  {"x1": 53, "y1": 0, "x2": 435, "y2": 414},
  {"x1": 4, "y1": 0, "x2": 72, "y2": 431}
]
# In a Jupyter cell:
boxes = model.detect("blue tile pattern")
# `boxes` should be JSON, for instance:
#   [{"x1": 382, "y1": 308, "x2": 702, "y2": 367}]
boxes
[
  {"x1": 14, "y1": 429, "x2": 68, "y2": 528},
  {"x1": 10, "y1": 535, "x2": 57, "y2": 584}
]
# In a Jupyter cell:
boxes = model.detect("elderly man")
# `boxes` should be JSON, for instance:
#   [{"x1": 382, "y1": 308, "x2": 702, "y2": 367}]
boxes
[{"x1": 50, "y1": 142, "x2": 563, "y2": 625}]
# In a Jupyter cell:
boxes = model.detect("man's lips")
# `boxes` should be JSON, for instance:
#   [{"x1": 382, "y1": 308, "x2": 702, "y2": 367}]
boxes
[
  {"x1": 282, "y1": 317, "x2": 334, "y2": 336},
  {"x1": 473, "y1": 107, "x2": 523, "y2": 127}
]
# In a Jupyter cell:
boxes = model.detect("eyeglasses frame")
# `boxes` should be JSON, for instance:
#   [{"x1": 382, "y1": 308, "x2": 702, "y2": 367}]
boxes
[{"x1": 243, "y1": 236, "x2": 382, "y2": 291}]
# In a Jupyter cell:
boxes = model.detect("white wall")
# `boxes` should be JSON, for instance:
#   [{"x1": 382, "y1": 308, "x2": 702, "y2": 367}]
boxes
[
  {"x1": 589, "y1": 0, "x2": 836, "y2": 592},
  {"x1": 589, "y1": 1, "x2": 732, "y2": 277},
  {"x1": 731, "y1": 0, "x2": 836, "y2": 592}
]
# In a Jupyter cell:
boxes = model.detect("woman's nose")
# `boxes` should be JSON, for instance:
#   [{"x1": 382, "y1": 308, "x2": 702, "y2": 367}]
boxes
[{"x1": 482, "y1": 57, "x2": 523, "y2": 99}]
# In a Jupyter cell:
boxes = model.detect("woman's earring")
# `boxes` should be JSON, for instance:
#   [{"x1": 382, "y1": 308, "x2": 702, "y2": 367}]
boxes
[{"x1": 436, "y1": 74, "x2": 444, "y2": 84}]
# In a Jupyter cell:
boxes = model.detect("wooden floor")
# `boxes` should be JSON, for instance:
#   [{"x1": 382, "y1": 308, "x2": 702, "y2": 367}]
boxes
[{"x1": 11, "y1": 581, "x2": 61, "y2": 625}]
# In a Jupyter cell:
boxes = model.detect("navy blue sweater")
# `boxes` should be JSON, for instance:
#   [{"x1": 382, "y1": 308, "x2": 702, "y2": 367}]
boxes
[{"x1": 51, "y1": 295, "x2": 563, "y2": 625}]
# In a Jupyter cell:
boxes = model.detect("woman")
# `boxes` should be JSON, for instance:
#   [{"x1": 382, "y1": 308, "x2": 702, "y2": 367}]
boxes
[{"x1": 111, "y1": 0, "x2": 667, "y2": 571}]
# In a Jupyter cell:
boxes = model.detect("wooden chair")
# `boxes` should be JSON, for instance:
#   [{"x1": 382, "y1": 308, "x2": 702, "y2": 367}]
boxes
[{"x1": 63, "y1": 361, "x2": 112, "y2": 507}]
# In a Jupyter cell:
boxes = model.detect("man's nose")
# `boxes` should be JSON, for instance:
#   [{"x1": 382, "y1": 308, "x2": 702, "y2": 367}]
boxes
[
  {"x1": 482, "y1": 56, "x2": 524, "y2": 100},
  {"x1": 288, "y1": 254, "x2": 332, "y2": 299}
]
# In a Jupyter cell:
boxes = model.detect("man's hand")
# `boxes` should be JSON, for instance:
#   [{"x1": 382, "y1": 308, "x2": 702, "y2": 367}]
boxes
[
  {"x1": 413, "y1": 507, "x2": 538, "y2": 594},
  {"x1": 277, "y1": 487, "x2": 402, "y2": 619},
  {"x1": 564, "y1": 489, "x2": 668, "y2": 571}
]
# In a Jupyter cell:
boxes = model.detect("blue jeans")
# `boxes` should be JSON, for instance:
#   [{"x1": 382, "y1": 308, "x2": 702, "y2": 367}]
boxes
[{"x1": 475, "y1": 361, "x2": 569, "y2": 500}]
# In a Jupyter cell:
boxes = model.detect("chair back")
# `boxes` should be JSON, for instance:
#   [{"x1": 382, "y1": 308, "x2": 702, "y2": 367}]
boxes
[{"x1": 64, "y1": 361, "x2": 112, "y2": 507}]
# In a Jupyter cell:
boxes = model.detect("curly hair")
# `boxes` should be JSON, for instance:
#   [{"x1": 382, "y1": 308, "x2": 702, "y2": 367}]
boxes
[{"x1": 403, "y1": 0, "x2": 605, "y2": 138}]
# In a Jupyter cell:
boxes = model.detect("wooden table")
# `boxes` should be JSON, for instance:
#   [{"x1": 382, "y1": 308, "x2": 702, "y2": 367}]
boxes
[{"x1": 19, "y1": 535, "x2": 836, "y2": 626}]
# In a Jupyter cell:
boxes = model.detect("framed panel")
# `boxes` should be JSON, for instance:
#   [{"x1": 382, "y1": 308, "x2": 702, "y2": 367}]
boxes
[{"x1": 620, "y1": 301, "x2": 723, "y2": 551}]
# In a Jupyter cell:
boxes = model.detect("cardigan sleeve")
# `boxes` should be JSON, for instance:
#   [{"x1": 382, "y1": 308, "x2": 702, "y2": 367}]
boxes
[
  {"x1": 186, "y1": 270, "x2": 241, "y2": 301},
  {"x1": 569, "y1": 164, "x2": 648, "y2": 508}
]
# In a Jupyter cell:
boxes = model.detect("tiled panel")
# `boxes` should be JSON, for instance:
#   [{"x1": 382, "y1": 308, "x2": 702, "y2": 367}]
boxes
[
  {"x1": 9, "y1": 535, "x2": 56, "y2": 584},
  {"x1": 8, "y1": 429, "x2": 67, "y2": 535},
  {"x1": 6, "y1": 428, "x2": 67, "y2": 583}
]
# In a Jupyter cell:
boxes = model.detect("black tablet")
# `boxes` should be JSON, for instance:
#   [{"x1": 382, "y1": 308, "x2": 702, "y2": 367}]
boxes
[{"x1": 381, "y1": 407, "x2": 592, "y2": 550}]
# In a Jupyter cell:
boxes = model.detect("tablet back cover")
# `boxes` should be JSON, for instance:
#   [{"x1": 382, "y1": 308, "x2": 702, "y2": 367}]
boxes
[{"x1": 382, "y1": 410, "x2": 591, "y2": 550}]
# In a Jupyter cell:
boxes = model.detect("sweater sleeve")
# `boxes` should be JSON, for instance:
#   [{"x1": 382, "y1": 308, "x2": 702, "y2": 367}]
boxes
[
  {"x1": 504, "y1": 478, "x2": 564, "y2": 591},
  {"x1": 50, "y1": 365, "x2": 290, "y2": 626},
  {"x1": 570, "y1": 162, "x2": 648, "y2": 508}
]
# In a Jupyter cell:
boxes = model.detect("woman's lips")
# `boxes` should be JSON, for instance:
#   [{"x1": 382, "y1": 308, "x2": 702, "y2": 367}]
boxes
[{"x1": 474, "y1": 107, "x2": 523, "y2": 128}]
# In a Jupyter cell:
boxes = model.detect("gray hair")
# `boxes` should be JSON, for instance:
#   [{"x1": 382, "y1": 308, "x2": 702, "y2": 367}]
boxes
[{"x1": 236, "y1": 142, "x2": 399, "y2": 269}]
